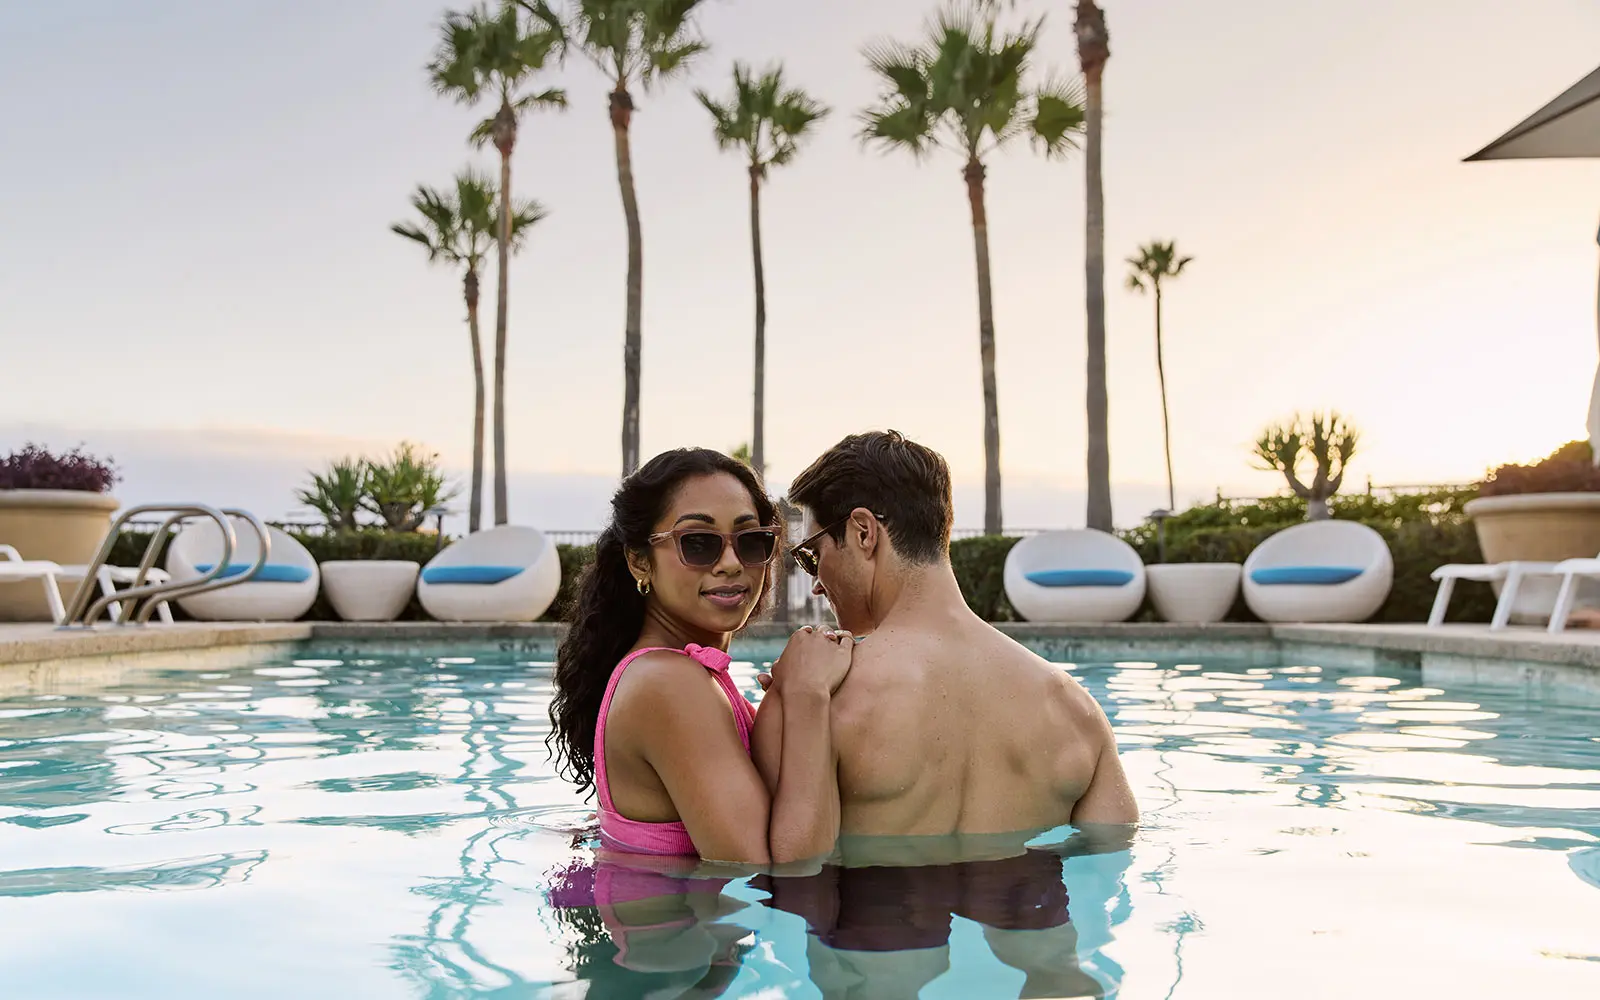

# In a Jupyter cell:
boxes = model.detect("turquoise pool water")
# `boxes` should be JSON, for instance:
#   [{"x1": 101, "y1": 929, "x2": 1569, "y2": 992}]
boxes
[{"x1": 1, "y1": 646, "x2": 1598, "y2": 998}]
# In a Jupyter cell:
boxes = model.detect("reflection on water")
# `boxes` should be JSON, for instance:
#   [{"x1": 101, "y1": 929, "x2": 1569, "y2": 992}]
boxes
[{"x1": 0, "y1": 652, "x2": 1597, "y2": 997}]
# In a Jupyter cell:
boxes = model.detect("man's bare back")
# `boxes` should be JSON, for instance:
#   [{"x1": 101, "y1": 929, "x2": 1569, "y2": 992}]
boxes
[
  {"x1": 764, "y1": 429, "x2": 1139, "y2": 858},
  {"x1": 829, "y1": 614, "x2": 1136, "y2": 837}
]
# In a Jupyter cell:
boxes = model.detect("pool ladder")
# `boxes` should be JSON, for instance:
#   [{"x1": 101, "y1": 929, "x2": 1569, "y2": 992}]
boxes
[{"x1": 58, "y1": 504, "x2": 272, "y2": 628}]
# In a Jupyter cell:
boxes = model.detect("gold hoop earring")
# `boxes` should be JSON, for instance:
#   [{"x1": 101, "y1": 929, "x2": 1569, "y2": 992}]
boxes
[{"x1": 636, "y1": 578, "x2": 651, "y2": 596}]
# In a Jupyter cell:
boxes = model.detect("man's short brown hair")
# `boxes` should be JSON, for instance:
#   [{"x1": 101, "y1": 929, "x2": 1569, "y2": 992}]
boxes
[{"x1": 787, "y1": 430, "x2": 953, "y2": 564}]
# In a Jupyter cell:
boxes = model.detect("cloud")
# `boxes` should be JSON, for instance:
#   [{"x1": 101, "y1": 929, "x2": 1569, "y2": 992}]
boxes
[{"x1": 1, "y1": 424, "x2": 1246, "y2": 534}]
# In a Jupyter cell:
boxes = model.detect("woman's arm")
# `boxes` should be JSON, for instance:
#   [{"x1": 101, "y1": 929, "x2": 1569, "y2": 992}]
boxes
[
  {"x1": 764, "y1": 628, "x2": 851, "y2": 864},
  {"x1": 625, "y1": 632, "x2": 850, "y2": 864},
  {"x1": 624, "y1": 653, "x2": 773, "y2": 863},
  {"x1": 751, "y1": 678, "x2": 783, "y2": 795}
]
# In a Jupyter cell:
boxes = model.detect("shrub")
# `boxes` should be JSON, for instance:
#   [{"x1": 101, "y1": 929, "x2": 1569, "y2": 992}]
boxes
[
  {"x1": 547, "y1": 544, "x2": 595, "y2": 622},
  {"x1": 1251, "y1": 413, "x2": 1359, "y2": 520},
  {"x1": 1121, "y1": 488, "x2": 1491, "y2": 623},
  {"x1": 361, "y1": 443, "x2": 459, "y2": 531},
  {"x1": 0, "y1": 444, "x2": 119, "y2": 493},
  {"x1": 296, "y1": 458, "x2": 366, "y2": 532},
  {"x1": 294, "y1": 443, "x2": 461, "y2": 533},
  {"x1": 1480, "y1": 439, "x2": 1600, "y2": 496},
  {"x1": 950, "y1": 535, "x2": 1021, "y2": 622}
]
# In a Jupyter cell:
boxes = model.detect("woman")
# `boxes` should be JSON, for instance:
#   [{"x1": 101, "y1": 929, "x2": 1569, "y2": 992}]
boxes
[{"x1": 549, "y1": 448, "x2": 849, "y2": 863}]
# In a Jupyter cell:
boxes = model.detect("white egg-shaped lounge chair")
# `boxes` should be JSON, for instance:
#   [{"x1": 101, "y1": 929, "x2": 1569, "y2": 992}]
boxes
[
  {"x1": 417, "y1": 525, "x2": 561, "y2": 623},
  {"x1": 166, "y1": 519, "x2": 319, "y2": 621},
  {"x1": 1242, "y1": 520, "x2": 1393, "y2": 623},
  {"x1": 1003, "y1": 530, "x2": 1147, "y2": 623}
]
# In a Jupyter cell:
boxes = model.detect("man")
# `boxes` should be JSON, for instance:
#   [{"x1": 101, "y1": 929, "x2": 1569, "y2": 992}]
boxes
[{"x1": 754, "y1": 430, "x2": 1137, "y2": 863}]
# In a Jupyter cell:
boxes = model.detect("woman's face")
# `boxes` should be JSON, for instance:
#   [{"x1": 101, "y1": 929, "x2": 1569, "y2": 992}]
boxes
[{"x1": 632, "y1": 472, "x2": 772, "y2": 636}]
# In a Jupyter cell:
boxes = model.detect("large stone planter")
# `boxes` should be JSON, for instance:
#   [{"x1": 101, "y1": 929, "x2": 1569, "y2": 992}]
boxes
[
  {"x1": 0, "y1": 490, "x2": 120, "y2": 621},
  {"x1": 1465, "y1": 492, "x2": 1600, "y2": 623}
]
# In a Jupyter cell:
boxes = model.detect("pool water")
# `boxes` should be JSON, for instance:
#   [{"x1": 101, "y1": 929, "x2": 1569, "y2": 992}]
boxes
[{"x1": 1, "y1": 647, "x2": 1598, "y2": 999}]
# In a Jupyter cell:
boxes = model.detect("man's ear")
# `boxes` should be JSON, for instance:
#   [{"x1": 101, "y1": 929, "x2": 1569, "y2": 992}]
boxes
[{"x1": 850, "y1": 507, "x2": 882, "y2": 558}]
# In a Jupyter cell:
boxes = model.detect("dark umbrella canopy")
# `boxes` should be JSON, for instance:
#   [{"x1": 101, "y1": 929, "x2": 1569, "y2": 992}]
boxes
[
  {"x1": 1467, "y1": 64, "x2": 1600, "y2": 160},
  {"x1": 1465, "y1": 63, "x2": 1600, "y2": 460}
]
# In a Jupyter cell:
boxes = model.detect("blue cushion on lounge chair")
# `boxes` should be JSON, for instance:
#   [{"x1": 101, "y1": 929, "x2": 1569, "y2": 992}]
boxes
[
  {"x1": 193, "y1": 563, "x2": 313, "y2": 584},
  {"x1": 1025, "y1": 569, "x2": 1137, "y2": 588},
  {"x1": 421, "y1": 565, "x2": 525, "y2": 586},
  {"x1": 1251, "y1": 566, "x2": 1363, "y2": 586}
]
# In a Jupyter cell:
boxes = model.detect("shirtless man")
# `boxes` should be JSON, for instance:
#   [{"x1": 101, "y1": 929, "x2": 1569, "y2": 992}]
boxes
[{"x1": 754, "y1": 430, "x2": 1137, "y2": 863}]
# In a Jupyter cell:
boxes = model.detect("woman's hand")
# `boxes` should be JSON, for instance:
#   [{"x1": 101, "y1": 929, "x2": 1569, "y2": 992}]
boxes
[{"x1": 771, "y1": 626, "x2": 854, "y2": 697}]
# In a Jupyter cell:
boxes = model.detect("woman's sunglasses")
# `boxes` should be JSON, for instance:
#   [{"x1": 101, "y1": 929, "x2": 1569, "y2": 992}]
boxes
[
  {"x1": 790, "y1": 512, "x2": 888, "y2": 576},
  {"x1": 648, "y1": 527, "x2": 779, "y2": 569}
]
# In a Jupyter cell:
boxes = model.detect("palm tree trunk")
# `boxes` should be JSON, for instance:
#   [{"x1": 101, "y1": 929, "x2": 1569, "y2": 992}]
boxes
[
  {"x1": 465, "y1": 268, "x2": 486, "y2": 534},
  {"x1": 1083, "y1": 68, "x2": 1112, "y2": 532},
  {"x1": 749, "y1": 164, "x2": 767, "y2": 480},
  {"x1": 965, "y1": 157, "x2": 1003, "y2": 536},
  {"x1": 492, "y1": 99, "x2": 517, "y2": 527},
  {"x1": 612, "y1": 86, "x2": 644, "y2": 477},
  {"x1": 1154, "y1": 284, "x2": 1175, "y2": 512}
]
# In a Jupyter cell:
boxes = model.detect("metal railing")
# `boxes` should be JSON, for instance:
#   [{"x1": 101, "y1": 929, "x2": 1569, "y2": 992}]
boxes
[{"x1": 60, "y1": 505, "x2": 271, "y2": 628}]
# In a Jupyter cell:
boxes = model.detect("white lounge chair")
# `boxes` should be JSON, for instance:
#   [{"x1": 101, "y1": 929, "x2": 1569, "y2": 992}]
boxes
[
  {"x1": 1545, "y1": 557, "x2": 1600, "y2": 632},
  {"x1": 417, "y1": 525, "x2": 561, "y2": 623},
  {"x1": 1002, "y1": 530, "x2": 1147, "y2": 623},
  {"x1": 165, "y1": 519, "x2": 319, "y2": 622},
  {"x1": 0, "y1": 548, "x2": 172, "y2": 624},
  {"x1": 0, "y1": 545, "x2": 67, "y2": 623},
  {"x1": 1242, "y1": 521, "x2": 1393, "y2": 623},
  {"x1": 1428, "y1": 560, "x2": 1561, "y2": 629}
]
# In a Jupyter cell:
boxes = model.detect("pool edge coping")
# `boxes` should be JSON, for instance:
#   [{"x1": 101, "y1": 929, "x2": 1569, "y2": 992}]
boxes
[{"x1": 5, "y1": 620, "x2": 1600, "y2": 674}]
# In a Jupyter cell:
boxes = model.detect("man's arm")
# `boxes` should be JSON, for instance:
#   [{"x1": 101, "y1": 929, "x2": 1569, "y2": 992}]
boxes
[{"x1": 1070, "y1": 714, "x2": 1138, "y2": 826}]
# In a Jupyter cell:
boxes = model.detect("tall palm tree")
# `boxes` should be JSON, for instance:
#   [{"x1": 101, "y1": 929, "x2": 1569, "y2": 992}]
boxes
[
  {"x1": 392, "y1": 171, "x2": 549, "y2": 533},
  {"x1": 861, "y1": 7, "x2": 1085, "y2": 535},
  {"x1": 1075, "y1": 0, "x2": 1112, "y2": 531},
  {"x1": 1125, "y1": 240, "x2": 1193, "y2": 512},
  {"x1": 429, "y1": 2, "x2": 565, "y2": 525},
  {"x1": 542, "y1": 0, "x2": 710, "y2": 477},
  {"x1": 696, "y1": 64, "x2": 830, "y2": 480}
]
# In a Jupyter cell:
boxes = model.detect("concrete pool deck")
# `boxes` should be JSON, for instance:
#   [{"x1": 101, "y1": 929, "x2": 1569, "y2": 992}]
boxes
[{"x1": 4, "y1": 619, "x2": 1600, "y2": 695}]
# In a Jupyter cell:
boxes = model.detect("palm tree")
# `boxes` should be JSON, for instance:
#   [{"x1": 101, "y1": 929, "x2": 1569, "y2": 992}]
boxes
[
  {"x1": 541, "y1": 0, "x2": 710, "y2": 477},
  {"x1": 861, "y1": 7, "x2": 1085, "y2": 535},
  {"x1": 1075, "y1": 0, "x2": 1112, "y2": 531},
  {"x1": 696, "y1": 64, "x2": 830, "y2": 480},
  {"x1": 429, "y1": 3, "x2": 565, "y2": 525},
  {"x1": 1125, "y1": 240, "x2": 1193, "y2": 512},
  {"x1": 392, "y1": 171, "x2": 549, "y2": 533}
]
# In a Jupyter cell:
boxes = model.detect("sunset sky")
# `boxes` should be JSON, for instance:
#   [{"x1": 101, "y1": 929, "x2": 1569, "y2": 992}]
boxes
[{"x1": 5, "y1": 0, "x2": 1600, "y2": 529}]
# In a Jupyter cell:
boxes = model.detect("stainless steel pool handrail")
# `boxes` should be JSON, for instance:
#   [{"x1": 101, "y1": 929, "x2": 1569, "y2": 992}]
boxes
[
  {"x1": 59, "y1": 505, "x2": 269, "y2": 628},
  {"x1": 130, "y1": 509, "x2": 270, "y2": 625}
]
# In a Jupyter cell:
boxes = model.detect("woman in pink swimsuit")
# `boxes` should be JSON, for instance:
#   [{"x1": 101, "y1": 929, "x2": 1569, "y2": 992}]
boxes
[{"x1": 548, "y1": 448, "x2": 850, "y2": 864}]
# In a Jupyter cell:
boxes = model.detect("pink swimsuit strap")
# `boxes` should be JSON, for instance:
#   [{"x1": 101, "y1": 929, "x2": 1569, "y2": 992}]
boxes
[{"x1": 594, "y1": 643, "x2": 756, "y2": 857}]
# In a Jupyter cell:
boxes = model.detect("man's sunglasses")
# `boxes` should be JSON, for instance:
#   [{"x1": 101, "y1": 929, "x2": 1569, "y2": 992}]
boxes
[
  {"x1": 790, "y1": 512, "x2": 888, "y2": 577},
  {"x1": 648, "y1": 527, "x2": 779, "y2": 568}
]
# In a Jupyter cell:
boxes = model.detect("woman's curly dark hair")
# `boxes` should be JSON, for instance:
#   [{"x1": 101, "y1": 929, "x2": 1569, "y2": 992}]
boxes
[{"x1": 547, "y1": 448, "x2": 779, "y2": 795}]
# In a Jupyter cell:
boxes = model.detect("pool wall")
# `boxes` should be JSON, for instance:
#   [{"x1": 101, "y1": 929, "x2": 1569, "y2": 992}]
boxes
[{"x1": 4, "y1": 620, "x2": 1600, "y2": 696}]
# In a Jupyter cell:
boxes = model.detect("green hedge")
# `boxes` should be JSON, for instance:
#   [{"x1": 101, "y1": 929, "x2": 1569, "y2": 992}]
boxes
[
  {"x1": 951, "y1": 489, "x2": 1492, "y2": 624},
  {"x1": 950, "y1": 535, "x2": 1022, "y2": 622},
  {"x1": 1119, "y1": 489, "x2": 1491, "y2": 623}
]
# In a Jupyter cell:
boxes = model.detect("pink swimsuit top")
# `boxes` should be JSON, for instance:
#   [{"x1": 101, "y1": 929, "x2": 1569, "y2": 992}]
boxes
[{"x1": 594, "y1": 643, "x2": 756, "y2": 856}]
